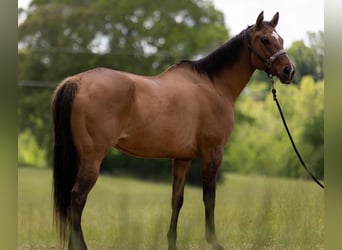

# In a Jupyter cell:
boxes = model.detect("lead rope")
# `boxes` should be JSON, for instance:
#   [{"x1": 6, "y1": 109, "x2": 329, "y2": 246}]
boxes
[{"x1": 269, "y1": 75, "x2": 324, "y2": 189}]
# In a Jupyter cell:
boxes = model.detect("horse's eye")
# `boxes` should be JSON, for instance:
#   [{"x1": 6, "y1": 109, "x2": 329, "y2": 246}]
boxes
[{"x1": 261, "y1": 37, "x2": 270, "y2": 45}]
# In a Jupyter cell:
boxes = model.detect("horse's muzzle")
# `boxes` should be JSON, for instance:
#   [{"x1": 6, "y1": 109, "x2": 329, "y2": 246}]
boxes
[{"x1": 279, "y1": 64, "x2": 295, "y2": 84}]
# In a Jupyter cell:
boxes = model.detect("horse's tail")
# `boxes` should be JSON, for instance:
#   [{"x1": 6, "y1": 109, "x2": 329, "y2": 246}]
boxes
[{"x1": 51, "y1": 77, "x2": 79, "y2": 244}]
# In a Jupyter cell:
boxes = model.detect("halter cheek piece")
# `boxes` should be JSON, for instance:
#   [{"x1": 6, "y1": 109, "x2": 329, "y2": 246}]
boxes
[{"x1": 246, "y1": 29, "x2": 287, "y2": 74}]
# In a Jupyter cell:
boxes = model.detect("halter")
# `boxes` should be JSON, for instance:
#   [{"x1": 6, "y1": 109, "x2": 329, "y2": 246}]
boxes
[{"x1": 245, "y1": 28, "x2": 287, "y2": 74}]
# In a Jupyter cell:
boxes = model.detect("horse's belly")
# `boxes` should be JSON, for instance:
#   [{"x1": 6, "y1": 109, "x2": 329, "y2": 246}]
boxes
[{"x1": 114, "y1": 127, "x2": 197, "y2": 159}]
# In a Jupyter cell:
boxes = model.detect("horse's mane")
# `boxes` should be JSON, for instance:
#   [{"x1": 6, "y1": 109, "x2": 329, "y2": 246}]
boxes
[{"x1": 179, "y1": 29, "x2": 247, "y2": 80}]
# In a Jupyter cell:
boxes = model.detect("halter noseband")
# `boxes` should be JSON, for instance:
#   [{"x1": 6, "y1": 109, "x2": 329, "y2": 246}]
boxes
[{"x1": 245, "y1": 28, "x2": 287, "y2": 74}]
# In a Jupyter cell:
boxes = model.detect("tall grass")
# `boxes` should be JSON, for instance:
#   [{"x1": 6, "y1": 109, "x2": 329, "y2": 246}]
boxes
[{"x1": 18, "y1": 168, "x2": 323, "y2": 249}]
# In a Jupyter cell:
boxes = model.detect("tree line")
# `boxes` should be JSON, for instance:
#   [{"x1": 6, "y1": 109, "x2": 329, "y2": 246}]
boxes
[{"x1": 18, "y1": 0, "x2": 324, "y2": 185}]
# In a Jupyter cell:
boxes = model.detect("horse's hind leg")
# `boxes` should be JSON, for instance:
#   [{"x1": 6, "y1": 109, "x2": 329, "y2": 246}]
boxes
[
  {"x1": 167, "y1": 159, "x2": 191, "y2": 250},
  {"x1": 202, "y1": 149, "x2": 224, "y2": 250},
  {"x1": 68, "y1": 158, "x2": 101, "y2": 250}
]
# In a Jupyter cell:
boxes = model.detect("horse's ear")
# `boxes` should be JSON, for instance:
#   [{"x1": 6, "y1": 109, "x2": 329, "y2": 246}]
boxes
[
  {"x1": 270, "y1": 12, "x2": 279, "y2": 27},
  {"x1": 256, "y1": 11, "x2": 264, "y2": 28}
]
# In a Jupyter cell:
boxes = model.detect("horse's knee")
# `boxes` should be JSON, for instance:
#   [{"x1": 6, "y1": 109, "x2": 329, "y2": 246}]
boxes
[
  {"x1": 71, "y1": 178, "x2": 97, "y2": 209},
  {"x1": 70, "y1": 189, "x2": 87, "y2": 212},
  {"x1": 70, "y1": 165, "x2": 99, "y2": 216},
  {"x1": 75, "y1": 160, "x2": 100, "y2": 190}
]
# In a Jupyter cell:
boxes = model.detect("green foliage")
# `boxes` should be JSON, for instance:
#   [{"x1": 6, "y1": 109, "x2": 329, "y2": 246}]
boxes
[
  {"x1": 224, "y1": 76, "x2": 324, "y2": 179},
  {"x1": 18, "y1": 130, "x2": 47, "y2": 167},
  {"x1": 18, "y1": 87, "x2": 54, "y2": 167},
  {"x1": 19, "y1": 0, "x2": 227, "y2": 76},
  {"x1": 101, "y1": 149, "x2": 171, "y2": 180},
  {"x1": 101, "y1": 149, "x2": 219, "y2": 186},
  {"x1": 287, "y1": 31, "x2": 324, "y2": 83}
]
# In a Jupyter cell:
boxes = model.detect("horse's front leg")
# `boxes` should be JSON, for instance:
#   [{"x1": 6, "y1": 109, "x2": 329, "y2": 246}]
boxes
[
  {"x1": 202, "y1": 149, "x2": 224, "y2": 250},
  {"x1": 167, "y1": 159, "x2": 191, "y2": 250}
]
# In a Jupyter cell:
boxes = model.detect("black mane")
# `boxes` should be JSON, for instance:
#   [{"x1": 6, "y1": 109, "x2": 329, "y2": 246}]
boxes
[{"x1": 179, "y1": 29, "x2": 247, "y2": 80}]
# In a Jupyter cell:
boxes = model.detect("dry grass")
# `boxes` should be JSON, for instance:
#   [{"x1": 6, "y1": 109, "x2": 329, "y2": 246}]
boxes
[{"x1": 18, "y1": 168, "x2": 324, "y2": 249}]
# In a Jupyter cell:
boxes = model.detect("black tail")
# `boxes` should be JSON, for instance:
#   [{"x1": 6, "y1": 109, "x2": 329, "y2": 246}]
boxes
[{"x1": 51, "y1": 78, "x2": 79, "y2": 244}]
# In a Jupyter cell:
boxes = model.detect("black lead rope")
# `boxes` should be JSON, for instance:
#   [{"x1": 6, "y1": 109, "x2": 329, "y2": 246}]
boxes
[{"x1": 269, "y1": 76, "x2": 324, "y2": 189}]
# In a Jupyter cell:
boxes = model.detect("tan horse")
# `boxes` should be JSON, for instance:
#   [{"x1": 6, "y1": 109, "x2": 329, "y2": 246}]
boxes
[{"x1": 51, "y1": 11, "x2": 295, "y2": 250}]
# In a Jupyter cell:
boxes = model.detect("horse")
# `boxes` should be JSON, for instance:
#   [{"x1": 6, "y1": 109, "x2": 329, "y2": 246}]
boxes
[{"x1": 51, "y1": 11, "x2": 295, "y2": 250}]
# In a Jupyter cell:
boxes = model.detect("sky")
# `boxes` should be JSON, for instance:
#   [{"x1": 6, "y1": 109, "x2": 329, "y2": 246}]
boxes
[
  {"x1": 18, "y1": 0, "x2": 324, "y2": 48},
  {"x1": 212, "y1": 0, "x2": 324, "y2": 48}
]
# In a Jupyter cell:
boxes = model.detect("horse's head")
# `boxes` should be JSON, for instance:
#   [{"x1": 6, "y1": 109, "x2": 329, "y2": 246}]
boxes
[{"x1": 247, "y1": 11, "x2": 295, "y2": 84}]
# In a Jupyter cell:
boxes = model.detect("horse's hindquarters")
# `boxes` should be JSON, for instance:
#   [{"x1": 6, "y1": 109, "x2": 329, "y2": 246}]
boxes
[{"x1": 70, "y1": 69, "x2": 136, "y2": 161}]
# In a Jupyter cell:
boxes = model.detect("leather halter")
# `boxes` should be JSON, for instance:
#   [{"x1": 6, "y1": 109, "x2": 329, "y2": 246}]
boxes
[{"x1": 245, "y1": 28, "x2": 287, "y2": 73}]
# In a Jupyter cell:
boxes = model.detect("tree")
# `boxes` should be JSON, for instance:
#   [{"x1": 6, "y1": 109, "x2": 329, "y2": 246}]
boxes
[
  {"x1": 287, "y1": 31, "x2": 324, "y2": 83},
  {"x1": 307, "y1": 31, "x2": 324, "y2": 80},
  {"x1": 296, "y1": 76, "x2": 324, "y2": 178},
  {"x1": 18, "y1": 0, "x2": 229, "y2": 179},
  {"x1": 223, "y1": 76, "x2": 324, "y2": 180},
  {"x1": 19, "y1": 0, "x2": 228, "y2": 76}
]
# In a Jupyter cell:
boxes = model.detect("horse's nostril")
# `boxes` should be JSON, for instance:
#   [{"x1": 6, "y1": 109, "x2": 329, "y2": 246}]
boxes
[{"x1": 283, "y1": 65, "x2": 291, "y2": 75}]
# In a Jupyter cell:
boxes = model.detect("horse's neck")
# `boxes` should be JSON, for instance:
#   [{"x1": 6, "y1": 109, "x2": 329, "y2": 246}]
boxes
[{"x1": 215, "y1": 45, "x2": 255, "y2": 102}]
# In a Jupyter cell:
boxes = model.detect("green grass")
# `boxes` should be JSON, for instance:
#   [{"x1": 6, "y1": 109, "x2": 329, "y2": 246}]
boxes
[{"x1": 18, "y1": 167, "x2": 324, "y2": 249}]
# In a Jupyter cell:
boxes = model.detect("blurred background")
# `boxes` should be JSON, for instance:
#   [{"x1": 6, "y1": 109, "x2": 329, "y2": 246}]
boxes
[{"x1": 17, "y1": 0, "x2": 324, "y2": 185}]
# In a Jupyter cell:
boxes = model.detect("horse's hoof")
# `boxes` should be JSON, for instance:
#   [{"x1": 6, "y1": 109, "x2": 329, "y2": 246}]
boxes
[
  {"x1": 168, "y1": 242, "x2": 177, "y2": 250},
  {"x1": 212, "y1": 242, "x2": 224, "y2": 250}
]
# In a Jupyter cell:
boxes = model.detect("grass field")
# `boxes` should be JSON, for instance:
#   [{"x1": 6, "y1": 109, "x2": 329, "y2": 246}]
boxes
[{"x1": 18, "y1": 167, "x2": 324, "y2": 250}]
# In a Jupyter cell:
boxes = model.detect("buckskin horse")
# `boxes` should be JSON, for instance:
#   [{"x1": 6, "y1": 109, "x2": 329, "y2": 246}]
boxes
[{"x1": 51, "y1": 11, "x2": 295, "y2": 250}]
